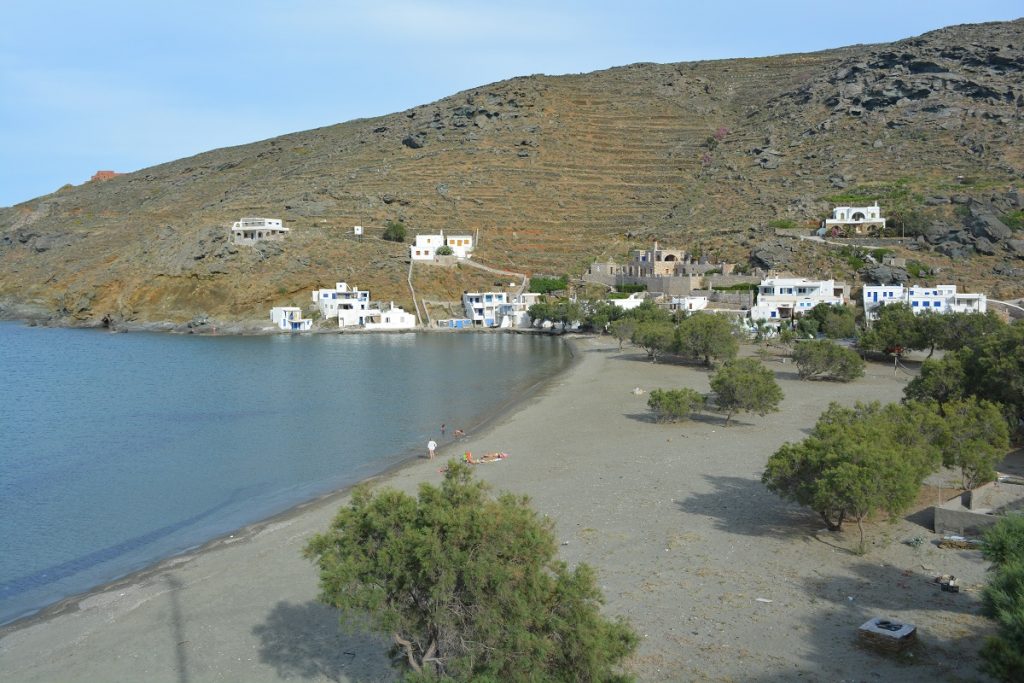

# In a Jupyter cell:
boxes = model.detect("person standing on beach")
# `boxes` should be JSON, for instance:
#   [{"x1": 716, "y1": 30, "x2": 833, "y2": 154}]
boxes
[
  {"x1": 441, "y1": 423, "x2": 446, "y2": 436},
  {"x1": 427, "y1": 440, "x2": 437, "y2": 459}
]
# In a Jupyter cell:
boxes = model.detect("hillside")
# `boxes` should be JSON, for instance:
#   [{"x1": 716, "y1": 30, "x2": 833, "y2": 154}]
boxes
[{"x1": 1, "y1": 19, "x2": 1022, "y2": 326}]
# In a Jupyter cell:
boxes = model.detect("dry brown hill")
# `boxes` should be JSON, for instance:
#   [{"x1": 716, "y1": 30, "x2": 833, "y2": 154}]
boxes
[{"x1": 2, "y1": 19, "x2": 1022, "y2": 326}]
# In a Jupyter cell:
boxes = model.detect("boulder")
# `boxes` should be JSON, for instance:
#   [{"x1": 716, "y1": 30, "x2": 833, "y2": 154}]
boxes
[
  {"x1": 968, "y1": 204, "x2": 1013, "y2": 242},
  {"x1": 974, "y1": 236, "x2": 997, "y2": 255},
  {"x1": 401, "y1": 134, "x2": 425, "y2": 149},
  {"x1": 860, "y1": 264, "x2": 909, "y2": 285},
  {"x1": 1005, "y1": 239, "x2": 1024, "y2": 258},
  {"x1": 937, "y1": 243, "x2": 973, "y2": 260}
]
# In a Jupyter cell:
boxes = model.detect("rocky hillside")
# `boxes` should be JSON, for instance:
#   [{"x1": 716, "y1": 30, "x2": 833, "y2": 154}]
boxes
[{"x1": 2, "y1": 19, "x2": 1022, "y2": 326}]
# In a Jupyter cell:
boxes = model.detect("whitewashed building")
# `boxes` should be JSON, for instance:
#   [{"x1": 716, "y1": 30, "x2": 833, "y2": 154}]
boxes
[
  {"x1": 463, "y1": 291, "x2": 508, "y2": 326},
  {"x1": 669, "y1": 296, "x2": 709, "y2": 313},
  {"x1": 270, "y1": 307, "x2": 312, "y2": 331},
  {"x1": 410, "y1": 230, "x2": 474, "y2": 260},
  {"x1": 311, "y1": 282, "x2": 372, "y2": 326},
  {"x1": 821, "y1": 203, "x2": 886, "y2": 237},
  {"x1": 497, "y1": 292, "x2": 542, "y2": 329},
  {"x1": 608, "y1": 292, "x2": 647, "y2": 311},
  {"x1": 232, "y1": 217, "x2": 289, "y2": 245},
  {"x1": 863, "y1": 284, "x2": 987, "y2": 320},
  {"x1": 750, "y1": 278, "x2": 845, "y2": 324},
  {"x1": 363, "y1": 303, "x2": 417, "y2": 330}
]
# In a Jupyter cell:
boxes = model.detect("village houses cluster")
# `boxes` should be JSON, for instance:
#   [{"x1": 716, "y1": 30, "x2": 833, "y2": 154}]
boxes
[{"x1": 252, "y1": 206, "x2": 990, "y2": 333}]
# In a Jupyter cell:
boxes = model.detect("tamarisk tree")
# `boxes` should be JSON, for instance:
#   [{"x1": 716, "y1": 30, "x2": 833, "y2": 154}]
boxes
[{"x1": 305, "y1": 462, "x2": 637, "y2": 681}]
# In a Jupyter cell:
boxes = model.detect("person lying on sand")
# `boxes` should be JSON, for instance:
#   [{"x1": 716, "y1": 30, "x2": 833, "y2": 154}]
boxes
[
  {"x1": 462, "y1": 451, "x2": 508, "y2": 465},
  {"x1": 453, "y1": 429, "x2": 466, "y2": 438}
]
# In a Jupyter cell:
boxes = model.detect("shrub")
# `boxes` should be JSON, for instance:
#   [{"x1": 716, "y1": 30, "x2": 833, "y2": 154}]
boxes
[
  {"x1": 435, "y1": 245, "x2": 453, "y2": 256},
  {"x1": 529, "y1": 275, "x2": 569, "y2": 294},
  {"x1": 768, "y1": 219, "x2": 797, "y2": 230},
  {"x1": 792, "y1": 339, "x2": 865, "y2": 382},
  {"x1": 647, "y1": 388, "x2": 704, "y2": 423},
  {"x1": 709, "y1": 358, "x2": 783, "y2": 426},
  {"x1": 382, "y1": 220, "x2": 406, "y2": 242}
]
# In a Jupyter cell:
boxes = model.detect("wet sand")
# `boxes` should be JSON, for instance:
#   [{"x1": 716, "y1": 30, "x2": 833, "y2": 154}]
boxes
[{"x1": 0, "y1": 337, "x2": 996, "y2": 681}]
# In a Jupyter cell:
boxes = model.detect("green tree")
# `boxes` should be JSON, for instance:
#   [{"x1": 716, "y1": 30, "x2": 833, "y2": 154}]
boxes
[
  {"x1": 585, "y1": 300, "x2": 623, "y2": 332},
  {"x1": 709, "y1": 358, "x2": 783, "y2": 426},
  {"x1": 791, "y1": 339, "x2": 865, "y2": 382},
  {"x1": 528, "y1": 276, "x2": 569, "y2": 295},
  {"x1": 527, "y1": 301, "x2": 554, "y2": 325},
  {"x1": 305, "y1": 463, "x2": 638, "y2": 681},
  {"x1": 982, "y1": 515, "x2": 1024, "y2": 568},
  {"x1": 621, "y1": 300, "x2": 673, "y2": 325},
  {"x1": 807, "y1": 304, "x2": 856, "y2": 340},
  {"x1": 904, "y1": 356, "x2": 968, "y2": 407},
  {"x1": 632, "y1": 321, "x2": 675, "y2": 362},
  {"x1": 980, "y1": 560, "x2": 1024, "y2": 682},
  {"x1": 647, "y1": 388, "x2": 704, "y2": 423},
  {"x1": 858, "y1": 303, "x2": 924, "y2": 355},
  {"x1": 931, "y1": 397, "x2": 1009, "y2": 489},
  {"x1": 939, "y1": 311, "x2": 1006, "y2": 352},
  {"x1": 383, "y1": 220, "x2": 407, "y2": 242},
  {"x1": 674, "y1": 313, "x2": 738, "y2": 366},
  {"x1": 434, "y1": 245, "x2": 453, "y2": 256},
  {"x1": 609, "y1": 318, "x2": 637, "y2": 350},
  {"x1": 762, "y1": 402, "x2": 942, "y2": 550}
]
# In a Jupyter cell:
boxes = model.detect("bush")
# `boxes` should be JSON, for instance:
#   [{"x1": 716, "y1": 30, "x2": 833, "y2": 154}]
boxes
[
  {"x1": 435, "y1": 244, "x2": 453, "y2": 256},
  {"x1": 792, "y1": 340, "x2": 864, "y2": 382},
  {"x1": 982, "y1": 515, "x2": 1024, "y2": 568},
  {"x1": 768, "y1": 219, "x2": 797, "y2": 230},
  {"x1": 306, "y1": 463, "x2": 638, "y2": 680},
  {"x1": 709, "y1": 358, "x2": 783, "y2": 426},
  {"x1": 647, "y1": 388, "x2": 704, "y2": 423},
  {"x1": 382, "y1": 220, "x2": 406, "y2": 242},
  {"x1": 529, "y1": 276, "x2": 569, "y2": 294}
]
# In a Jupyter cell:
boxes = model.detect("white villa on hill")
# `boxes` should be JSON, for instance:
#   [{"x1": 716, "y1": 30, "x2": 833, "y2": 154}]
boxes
[
  {"x1": 863, "y1": 284, "x2": 987, "y2": 320},
  {"x1": 821, "y1": 203, "x2": 887, "y2": 237},
  {"x1": 311, "y1": 282, "x2": 372, "y2": 326},
  {"x1": 750, "y1": 278, "x2": 846, "y2": 324},
  {"x1": 232, "y1": 217, "x2": 289, "y2": 245},
  {"x1": 270, "y1": 307, "x2": 312, "y2": 331},
  {"x1": 410, "y1": 231, "x2": 474, "y2": 260},
  {"x1": 463, "y1": 291, "x2": 508, "y2": 326}
]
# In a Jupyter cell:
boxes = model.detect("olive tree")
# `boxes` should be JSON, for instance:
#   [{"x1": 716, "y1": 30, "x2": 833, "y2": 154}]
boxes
[
  {"x1": 305, "y1": 462, "x2": 638, "y2": 681},
  {"x1": 980, "y1": 516, "x2": 1024, "y2": 682}
]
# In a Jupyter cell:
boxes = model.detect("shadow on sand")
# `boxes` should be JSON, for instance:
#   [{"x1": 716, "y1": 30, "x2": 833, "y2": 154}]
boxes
[{"x1": 253, "y1": 601, "x2": 393, "y2": 682}]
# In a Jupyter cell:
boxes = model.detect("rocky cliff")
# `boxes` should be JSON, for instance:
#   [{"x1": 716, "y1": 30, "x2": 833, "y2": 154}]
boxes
[{"x1": 2, "y1": 19, "x2": 1022, "y2": 326}]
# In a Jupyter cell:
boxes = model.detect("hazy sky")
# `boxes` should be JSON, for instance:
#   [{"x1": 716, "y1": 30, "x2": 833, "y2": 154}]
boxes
[{"x1": 1, "y1": 1, "x2": 1020, "y2": 207}]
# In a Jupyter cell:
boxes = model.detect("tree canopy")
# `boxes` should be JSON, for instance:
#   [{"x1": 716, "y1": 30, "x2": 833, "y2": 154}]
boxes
[
  {"x1": 673, "y1": 313, "x2": 738, "y2": 366},
  {"x1": 305, "y1": 462, "x2": 637, "y2": 681},
  {"x1": 709, "y1": 357, "x2": 783, "y2": 426},
  {"x1": 647, "y1": 388, "x2": 704, "y2": 423},
  {"x1": 382, "y1": 220, "x2": 407, "y2": 243},
  {"x1": 762, "y1": 401, "x2": 942, "y2": 549},
  {"x1": 980, "y1": 516, "x2": 1024, "y2": 682},
  {"x1": 792, "y1": 339, "x2": 864, "y2": 382}
]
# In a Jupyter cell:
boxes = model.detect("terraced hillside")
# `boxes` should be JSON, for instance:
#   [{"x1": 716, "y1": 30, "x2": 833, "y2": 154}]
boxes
[{"x1": 1, "y1": 19, "x2": 1022, "y2": 325}]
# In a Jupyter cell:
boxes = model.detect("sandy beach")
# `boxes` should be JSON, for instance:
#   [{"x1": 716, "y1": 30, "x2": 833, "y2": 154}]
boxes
[{"x1": 0, "y1": 336, "x2": 1000, "y2": 682}]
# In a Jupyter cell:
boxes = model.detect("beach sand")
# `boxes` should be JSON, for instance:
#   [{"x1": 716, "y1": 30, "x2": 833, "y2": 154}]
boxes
[{"x1": 0, "y1": 337, "x2": 997, "y2": 681}]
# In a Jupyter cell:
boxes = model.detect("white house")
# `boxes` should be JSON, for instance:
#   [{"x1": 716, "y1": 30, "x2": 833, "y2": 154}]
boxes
[
  {"x1": 463, "y1": 291, "x2": 508, "y2": 326},
  {"x1": 750, "y1": 278, "x2": 845, "y2": 324},
  {"x1": 669, "y1": 296, "x2": 709, "y2": 313},
  {"x1": 821, "y1": 203, "x2": 887, "y2": 237},
  {"x1": 410, "y1": 230, "x2": 474, "y2": 260},
  {"x1": 608, "y1": 292, "x2": 647, "y2": 311},
  {"x1": 270, "y1": 307, "x2": 312, "y2": 331},
  {"x1": 497, "y1": 292, "x2": 542, "y2": 329},
  {"x1": 863, "y1": 284, "x2": 987, "y2": 320},
  {"x1": 311, "y1": 282, "x2": 372, "y2": 326},
  {"x1": 232, "y1": 217, "x2": 289, "y2": 245},
  {"x1": 363, "y1": 303, "x2": 417, "y2": 330}
]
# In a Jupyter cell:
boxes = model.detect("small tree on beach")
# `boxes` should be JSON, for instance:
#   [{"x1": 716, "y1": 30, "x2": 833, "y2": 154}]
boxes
[
  {"x1": 762, "y1": 401, "x2": 942, "y2": 551},
  {"x1": 792, "y1": 339, "x2": 864, "y2": 382},
  {"x1": 305, "y1": 463, "x2": 638, "y2": 681},
  {"x1": 609, "y1": 318, "x2": 637, "y2": 350},
  {"x1": 931, "y1": 397, "x2": 1009, "y2": 489},
  {"x1": 632, "y1": 321, "x2": 675, "y2": 362},
  {"x1": 708, "y1": 358, "x2": 783, "y2": 426},
  {"x1": 647, "y1": 388, "x2": 704, "y2": 423},
  {"x1": 673, "y1": 312, "x2": 738, "y2": 366}
]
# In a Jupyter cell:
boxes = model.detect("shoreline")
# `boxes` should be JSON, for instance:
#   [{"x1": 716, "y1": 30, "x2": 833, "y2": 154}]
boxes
[
  {"x1": 0, "y1": 335, "x2": 580, "y2": 636},
  {"x1": 0, "y1": 337, "x2": 998, "y2": 681}
]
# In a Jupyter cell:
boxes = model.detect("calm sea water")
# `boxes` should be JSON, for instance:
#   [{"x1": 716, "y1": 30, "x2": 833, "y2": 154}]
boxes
[{"x1": 0, "y1": 324, "x2": 569, "y2": 625}]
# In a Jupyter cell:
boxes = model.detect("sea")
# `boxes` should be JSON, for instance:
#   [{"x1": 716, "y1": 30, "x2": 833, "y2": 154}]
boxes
[{"x1": 0, "y1": 323, "x2": 570, "y2": 626}]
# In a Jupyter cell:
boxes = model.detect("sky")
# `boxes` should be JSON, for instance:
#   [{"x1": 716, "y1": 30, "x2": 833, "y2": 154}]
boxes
[{"x1": 1, "y1": 1, "x2": 1020, "y2": 207}]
